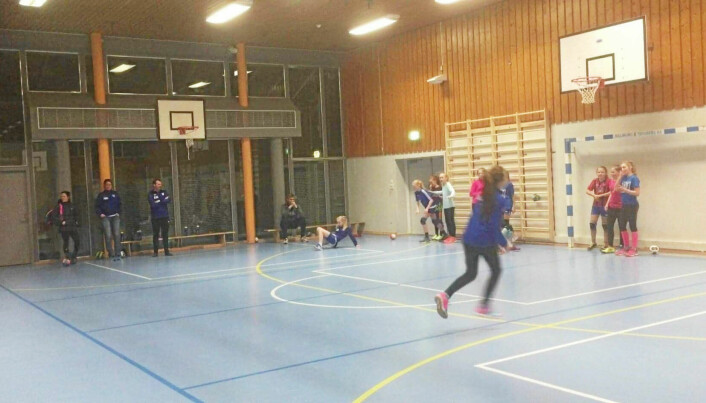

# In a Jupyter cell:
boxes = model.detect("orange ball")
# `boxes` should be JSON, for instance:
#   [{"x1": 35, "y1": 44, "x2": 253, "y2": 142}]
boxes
[{"x1": 389, "y1": 233, "x2": 397, "y2": 240}]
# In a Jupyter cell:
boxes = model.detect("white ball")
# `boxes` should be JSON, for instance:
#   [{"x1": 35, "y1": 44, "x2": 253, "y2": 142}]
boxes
[
  {"x1": 649, "y1": 245, "x2": 659, "y2": 254},
  {"x1": 254, "y1": 237, "x2": 259, "y2": 243}
]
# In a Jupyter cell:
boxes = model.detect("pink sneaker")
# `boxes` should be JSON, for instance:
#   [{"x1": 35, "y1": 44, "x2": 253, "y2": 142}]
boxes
[
  {"x1": 443, "y1": 236, "x2": 456, "y2": 244},
  {"x1": 626, "y1": 248, "x2": 638, "y2": 257},
  {"x1": 434, "y1": 292, "x2": 449, "y2": 319},
  {"x1": 475, "y1": 305, "x2": 489, "y2": 315},
  {"x1": 615, "y1": 247, "x2": 627, "y2": 256}
]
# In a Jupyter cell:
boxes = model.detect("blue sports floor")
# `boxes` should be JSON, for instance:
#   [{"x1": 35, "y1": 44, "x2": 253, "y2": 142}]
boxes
[{"x1": 1, "y1": 236, "x2": 705, "y2": 402}]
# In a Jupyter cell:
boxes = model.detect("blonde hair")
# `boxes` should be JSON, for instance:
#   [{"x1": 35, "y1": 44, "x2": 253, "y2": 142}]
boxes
[
  {"x1": 621, "y1": 161, "x2": 636, "y2": 174},
  {"x1": 336, "y1": 215, "x2": 349, "y2": 228},
  {"x1": 412, "y1": 179, "x2": 424, "y2": 188}
]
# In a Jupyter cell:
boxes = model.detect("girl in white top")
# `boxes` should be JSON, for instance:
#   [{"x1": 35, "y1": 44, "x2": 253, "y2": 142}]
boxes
[{"x1": 437, "y1": 173, "x2": 457, "y2": 243}]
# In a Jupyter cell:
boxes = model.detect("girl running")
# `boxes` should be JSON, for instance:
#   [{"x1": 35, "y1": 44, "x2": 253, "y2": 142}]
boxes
[
  {"x1": 412, "y1": 180, "x2": 446, "y2": 243},
  {"x1": 470, "y1": 167, "x2": 486, "y2": 204},
  {"x1": 601, "y1": 165, "x2": 623, "y2": 254},
  {"x1": 616, "y1": 161, "x2": 640, "y2": 257},
  {"x1": 51, "y1": 191, "x2": 80, "y2": 265},
  {"x1": 585, "y1": 166, "x2": 610, "y2": 250},
  {"x1": 435, "y1": 165, "x2": 508, "y2": 318},
  {"x1": 314, "y1": 216, "x2": 359, "y2": 250}
]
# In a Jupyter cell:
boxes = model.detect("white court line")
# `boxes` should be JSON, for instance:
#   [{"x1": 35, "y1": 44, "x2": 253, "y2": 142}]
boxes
[
  {"x1": 270, "y1": 274, "x2": 477, "y2": 309},
  {"x1": 313, "y1": 270, "x2": 527, "y2": 305},
  {"x1": 476, "y1": 310, "x2": 706, "y2": 402},
  {"x1": 84, "y1": 262, "x2": 152, "y2": 280},
  {"x1": 317, "y1": 251, "x2": 464, "y2": 273},
  {"x1": 524, "y1": 269, "x2": 706, "y2": 305},
  {"x1": 149, "y1": 249, "x2": 384, "y2": 280}
]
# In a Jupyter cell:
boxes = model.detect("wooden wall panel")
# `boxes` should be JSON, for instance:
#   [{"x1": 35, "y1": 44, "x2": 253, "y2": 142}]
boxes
[{"x1": 344, "y1": 0, "x2": 706, "y2": 157}]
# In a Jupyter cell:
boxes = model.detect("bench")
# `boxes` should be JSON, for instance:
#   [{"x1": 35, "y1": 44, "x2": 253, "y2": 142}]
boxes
[
  {"x1": 265, "y1": 222, "x2": 365, "y2": 243},
  {"x1": 121, "y1": 231, "x2": 235, "y2": 255}
]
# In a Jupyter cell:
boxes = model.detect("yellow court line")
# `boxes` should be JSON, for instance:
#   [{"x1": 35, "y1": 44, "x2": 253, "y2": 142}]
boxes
[{"x1": 353, "y1": 291, "x2": 706, "y2": 402}]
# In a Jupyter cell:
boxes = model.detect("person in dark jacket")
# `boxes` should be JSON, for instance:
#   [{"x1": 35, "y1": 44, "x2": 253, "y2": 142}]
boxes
[
  {"x1": 95, "y1": 178, "x2": 122, "y2": 261},
  {"x1": 53, "y1": 191, "x2": 80, "y2": 264},
  {"x1": 279, "y1": 194, "x2": 307, "y2": 244},
  {"x1": 148, "y1": 178, "x2": 172, "y2": 256}
]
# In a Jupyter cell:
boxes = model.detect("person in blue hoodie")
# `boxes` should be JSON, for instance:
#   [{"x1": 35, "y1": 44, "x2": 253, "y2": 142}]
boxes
[
  {"x1": 148, "y1": 178, "x2": 172, "y2": 257},
  {"x1": 435, "y1": 165, "x2": 508, "y2": 318},
  {"x1": 95, "y1": 179, "x2": 122, "y2": 261}
]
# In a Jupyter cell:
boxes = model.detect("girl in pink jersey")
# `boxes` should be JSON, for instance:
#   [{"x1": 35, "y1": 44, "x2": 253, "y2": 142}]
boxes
[
  {"x1": 601, "y1": 165, "x2": 623, "y2": 254},
  {"x1": 470, "y1": 168, "x2": 486, "y2": 204},
  {"x1": 585, "y1": 166, "x2": 610, "y2": 250}
]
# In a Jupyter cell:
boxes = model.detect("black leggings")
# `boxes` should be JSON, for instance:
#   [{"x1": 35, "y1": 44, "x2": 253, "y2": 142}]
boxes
[
  {"x1": 429, "y1": 210, "x2": 445, "y2": 235},
  {"x1": 444, "y1": 207, "x2": 456, "y2": 237},
  {"x1": 606, "y1": 208, "x2": 620, "y2": 247},
  {"x1": 152, "y1": 217, "x2": 170, "y2": 253},
  {"x1": 618, "y1": 204, "x2": 639, "y2": 232},
  {"x1": 60, "y1": 230, "x2": 80, "y2": 258},
  {"x1": 445, "y1": 244, "x2": 502, "y2": 305}
]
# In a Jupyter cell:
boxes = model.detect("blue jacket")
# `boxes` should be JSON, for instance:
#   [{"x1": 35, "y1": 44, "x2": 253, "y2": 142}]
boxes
[
  {"x1": 95, "y1": 190, "x2": 121, "y2": 217},
  {"x1": 148, "y1": 189, "x2": 171, "y2": 219},
  {"x1": 462, "y1": 192, "x2": 508, "y2": 248}
]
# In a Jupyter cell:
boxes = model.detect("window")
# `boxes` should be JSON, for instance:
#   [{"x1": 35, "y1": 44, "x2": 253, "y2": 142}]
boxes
[
  {"x1": 323, "y1": 68, "x2": 343, "y2": 157},
  {"x1": 0, "y1": 51, "x2": 25, "y2": 166},
  {"x1": 172, "y1": 60, "x2": 226, "y2": 96},
  {"x1": 292, "y1": 161, "x2": 326, "y2": 225},
  {"x1": 107, "y1": 56, "x2": 167, "y2": 95},
  {"x1": 328, "y1": 160, "x2": 346, "y2": 219},
  {"x1": 288, "y1": 67, "x2": 322, "y2": 158},
  {"x1": 231, "y1": 63, "x2": 285, "y2": 97},
  {"x1": 26, "y1": 52, "x2": 80, "y2": 92}
]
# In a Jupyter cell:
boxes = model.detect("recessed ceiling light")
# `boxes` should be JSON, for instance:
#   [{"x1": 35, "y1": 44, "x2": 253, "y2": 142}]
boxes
[
  {"x1": 435, "y1": 0, "x2": 463, "y2": 4},
  {"x1": 206, "y1": 1, "x2": 252, "y2": 24},
  {"x1": 109, "y1": 64, "x2": 135, "y2": 73},
  {"x1": 233, "y1": 70, "x2": 252, "y2": 77},
  {"x1": 349, "y1": 15, "x2": 399, "y2": 36},
  {"x1": 188, "y1": 81, "x2": 211, "y2": 89},
  {"x1": 19, "y1": 0, "x2": 47, "y2": 7},
  {"x1": 409, "y1": 130, "x2": 421, "y2": 141}
]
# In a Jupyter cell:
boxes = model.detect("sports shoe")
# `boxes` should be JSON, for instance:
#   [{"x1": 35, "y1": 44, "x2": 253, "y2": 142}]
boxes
[
  {"x1": 152, "y1": 252, "x2": 158, "y2": 257},
  {"x1": 419, "y1": 235, "x2": 431, "y2": 243},
  {"x1": 601, "y1": 246, "x2": 615, "y2": 254},
  {"x1": 165, "y1": 251, "x2": 173, "y2": 256},
  {"x1": 626, "y1": 248, "x2": 638, "y2": 257},
  {"x1": 315, "y1": 243, "x2": 322, "y2": 251},
  {"x1": 431, "y1": 234, "x2": 441, "y2": 241},
  {"x1": 443, "y1": 236, "x2": 456, "y2": 244},
  {"x1": 615, "y1": 247, "x2": 626, "y2": 256},
  {"x1": 283, "y1": 238, "x2": 289, "y2": 245},
  {"x1": 475, "y1": 304, "x2": 490, "y2": 315},
  {"x1": 587, "y1": 243, "x2": 597, "y2": 251},
  {"x1": 434, "y1": 292, "x2": 449, "y2": 319},
  {"x1": 507, "y1": 245, "x2": 521, "y2": 252}
]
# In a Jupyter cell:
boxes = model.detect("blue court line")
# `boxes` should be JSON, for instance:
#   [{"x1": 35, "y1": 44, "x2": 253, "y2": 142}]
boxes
[
  {"x1": 83, "y1": 252, "x2": 593, "y2": 333},
  {"x1": 0, "y1": 283, "x2": 202, "y2": 403},
  {"x1": 183, "y1": 276, "x2": 706, "y2": 391}
]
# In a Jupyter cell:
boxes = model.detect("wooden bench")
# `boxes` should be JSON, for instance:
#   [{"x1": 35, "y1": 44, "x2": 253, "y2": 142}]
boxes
[
  {"x1": 121, "y1": 231, "x2": 235, "y2": 255},
  {"x1": 265, "y1": 222, "x2": 365, "y2": 243}
]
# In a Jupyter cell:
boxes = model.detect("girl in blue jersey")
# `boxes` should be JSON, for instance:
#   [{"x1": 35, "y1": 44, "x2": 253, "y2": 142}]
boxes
[
  {"x1": 435, "y1": 165, "x2": 508, "y2": 318},
  {"x1": 413, "y1": 180, "x2": 446, "y2": 243},
  {"x1": 615, "y1": 161, "x2": 640, "y2": 257},
  {"x1": 315, "y1": 216, "x2": 359, "y2": 250}
]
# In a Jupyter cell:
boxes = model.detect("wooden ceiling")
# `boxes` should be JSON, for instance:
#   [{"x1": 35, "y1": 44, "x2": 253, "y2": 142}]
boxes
[{"x1": 0, "y1": 0, "x2": 499, "y2": 51}]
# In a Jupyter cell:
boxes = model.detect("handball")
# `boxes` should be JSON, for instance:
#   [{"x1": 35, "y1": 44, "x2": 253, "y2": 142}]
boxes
[
  {"x1": 389, "y1": 233, "x2": 397, "y2": 240},
  {"x1": 649, "y1": 245, "x2": 659, "y2": 255}
]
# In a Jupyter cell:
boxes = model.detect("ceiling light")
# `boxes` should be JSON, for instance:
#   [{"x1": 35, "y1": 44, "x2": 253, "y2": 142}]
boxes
[
  {"x1": 109, "y1": 64, "x2": 136, "y2": 73},
  {"x1": 313, "y1": 150, "x2": 321, "y2": 159},
  {"x1": 206, "y1": 1, "x2": 252, "y2": 24},
  {"x1": 349, "y1": 15, "x2": 399, "y2": 36},
  {"x1": 188, "y1": 81, "x2": 211, "y2": 89},
  {"x1": 435, "y1": 0, "x2": 463, "y2": 4},
  {"x1": 233, "y1": 70, "x2": 253, "y2": 77},
  {"x1": 19, "y1": 0, "x2": 47, "y2": 7},
  {"x1": 409, "y1": 130, "x2": 421, "y2": 141}
]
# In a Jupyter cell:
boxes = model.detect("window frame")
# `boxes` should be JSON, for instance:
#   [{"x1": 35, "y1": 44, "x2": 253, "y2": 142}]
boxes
[
  {"x1": 106, "y1": 54, "x2": 169, "y2": 96},
  {"x1": 25, "y1": 50, "x2": 82, "y2": 94},
  {"x1": 170, "y1": 58, "x2": 228, "y2": 98},
  {"x1": 231, "y1": 62, "x2": 287, "y2": 99}
]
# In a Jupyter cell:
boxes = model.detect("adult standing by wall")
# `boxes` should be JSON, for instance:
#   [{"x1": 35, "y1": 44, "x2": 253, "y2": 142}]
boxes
[
  {"x1": 148, "y1": 178, "x2": 172, "y2": 257},
  {"x1": 95, "y1": 179, "x2": 122, "y2": 261}
]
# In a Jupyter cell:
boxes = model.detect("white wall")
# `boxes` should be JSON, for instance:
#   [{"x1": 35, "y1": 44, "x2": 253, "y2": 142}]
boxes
[
  {"x1": 348, "y1": 106, "x2": 706, "y2": 251},
  {"x1": 551, "y1": 105, "x2": 706, "y2": 251},
  {"x1": 346, "y1": 151, "x2": 444, "y2": 234}
]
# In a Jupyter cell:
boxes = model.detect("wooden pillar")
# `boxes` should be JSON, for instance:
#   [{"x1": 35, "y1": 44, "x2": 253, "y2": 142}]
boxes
[
  {"x1": 237, "y1": 42, "x2": 256, "y2": 243},
  {"x1": 91, "y1": 32, "x2": 111, "y2": 184}
]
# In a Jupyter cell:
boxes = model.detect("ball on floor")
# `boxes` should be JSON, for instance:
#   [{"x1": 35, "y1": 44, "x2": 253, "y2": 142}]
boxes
[{"x1": 389, "y1": 233, "x2": 397, "y2": 240}]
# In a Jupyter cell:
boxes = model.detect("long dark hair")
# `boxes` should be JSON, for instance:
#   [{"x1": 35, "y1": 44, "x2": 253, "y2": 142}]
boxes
[{"x1": 481, "y1": 166, "x2": 507, "y2": 219}]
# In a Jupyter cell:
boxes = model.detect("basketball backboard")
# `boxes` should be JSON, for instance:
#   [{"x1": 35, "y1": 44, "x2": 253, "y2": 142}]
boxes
[
  {"x1": 157, "y1": 99, "x2": 206, "y2": 140},
  {"x1": 559, "y1": 17, "x2": 647, "y2": 93}
]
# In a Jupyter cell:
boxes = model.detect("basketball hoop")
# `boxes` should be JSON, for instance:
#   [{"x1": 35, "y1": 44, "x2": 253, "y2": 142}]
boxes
[
  {"x1": 177, "y1": 126, "x2": 198, "y2": 160},
  {"x1": 571, "y1": 77, "x2": 605, "y2": 104}
]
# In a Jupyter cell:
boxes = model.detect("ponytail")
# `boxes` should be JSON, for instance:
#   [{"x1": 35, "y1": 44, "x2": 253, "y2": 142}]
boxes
[{"x1": 481, "y1": 166, "x2": 508, "y2": 219}]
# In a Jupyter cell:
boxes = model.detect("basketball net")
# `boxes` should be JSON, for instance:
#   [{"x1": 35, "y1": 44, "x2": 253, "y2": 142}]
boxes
[
  {"x1": 572, "y1": 77, "x2": 605, "y2": 104},
  {"x1": 177, "y1": 126, "x2": 198, "y2": 160}
]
